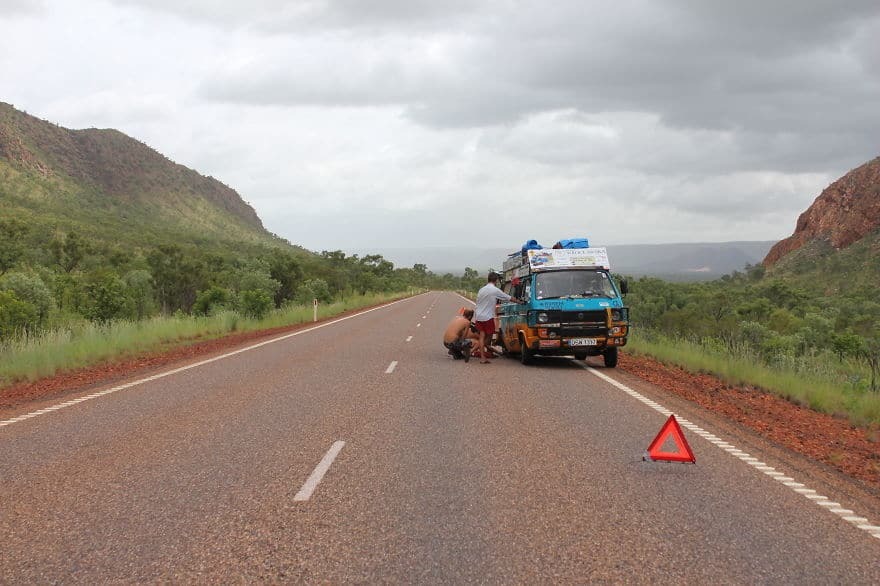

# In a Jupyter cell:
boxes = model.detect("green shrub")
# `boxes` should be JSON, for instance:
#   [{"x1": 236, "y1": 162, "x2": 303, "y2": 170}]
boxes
[
  {"x1": 82, "y1": 272, "x2": 128, "y2": 323},
  {"x1": 296, "y1": 278, "x2": 332, "y2": 305},
  {"x1": 239, "y1": 289, "x2": 273, "y2": 319},
  {"x1": 194, "y1": 286, "x2": 231, "y2": 315},
  {"x1": 123, "y1": 269, "x2": 155, "y2": 320},
  {"x1": 0, "y1": 290, "x2": 38, "y2": 338},
  {"x1": 0, "y1": 271, "x2": 54, "y2": 326}
]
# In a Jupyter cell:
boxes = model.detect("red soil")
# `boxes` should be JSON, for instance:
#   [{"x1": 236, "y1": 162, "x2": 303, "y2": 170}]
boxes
[{"x1": 618, "y1": 353, "x2": 880, "y2": 487}]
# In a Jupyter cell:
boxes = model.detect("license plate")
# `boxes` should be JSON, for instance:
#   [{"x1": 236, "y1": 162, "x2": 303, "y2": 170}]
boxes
[{"x1": 569, "y1": 338, "x2": 597, "y2": 346}]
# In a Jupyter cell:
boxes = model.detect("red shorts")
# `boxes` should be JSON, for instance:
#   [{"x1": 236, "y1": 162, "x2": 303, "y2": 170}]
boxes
[{"x1": 474, "y1": 319, "x2": 496, "y2": 335}]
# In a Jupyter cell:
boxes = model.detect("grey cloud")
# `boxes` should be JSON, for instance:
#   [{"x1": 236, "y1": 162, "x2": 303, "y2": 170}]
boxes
[
  {"x1": 191, "y1": 1, "x2": 880, "y2": 143},
  {"x1": 0, "y1": 0, "x2": 44, "y2": 14},
  {"x1": 109, "y1": 0, "x2": 483, "y2": 32}
]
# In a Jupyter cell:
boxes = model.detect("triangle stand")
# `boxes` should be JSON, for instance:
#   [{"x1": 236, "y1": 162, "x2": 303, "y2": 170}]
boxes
[{"x1": 643, "y1": 414, "x2": 696, "y2": 464}]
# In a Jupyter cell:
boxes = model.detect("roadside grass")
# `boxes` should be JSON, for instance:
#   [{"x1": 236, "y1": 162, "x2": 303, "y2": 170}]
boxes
[
  {"x1": 627, "y1": 329, "x2": 880, "y2": 428},
  {"x1": 0, "y1": 291, "x2": 410, "y2": 389}
]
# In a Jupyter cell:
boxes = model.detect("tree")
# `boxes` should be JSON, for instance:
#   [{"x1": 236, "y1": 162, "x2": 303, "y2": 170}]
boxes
[
  {"x1": 267, "y1": 249, "x2": 303, "y2": 307},
  {"x1": 758, "y1": 281, "x2": 809, "y2": 312},
  {"x1": 0, "y1": 272, "x2": 54, "y2": 327},
  {"x1": 50, "y1": 232, "x2": 87, "y2": 273},
  {"x1": 0, "y1": 290, "x2": 38, "y2": 339},
  {"x1": 296, "y1": 278, "x2": 332, "y2": 305},
  {"x1": 831, "y1": 332, "x2": 863, "y2": 362},
  {"x1": 82, "y1": 272, "x2": 128, "y2": 323},
  {"x1": 234, "y1": 264, "x2": 281, "y2": 300},
  {"x1": 193, "y1": 286, "x2": 231, "y2": 315},
  {"x1": 860, "y1": 337, "x2": 880, "y2": 393},
  {"x1": 239, "y1": 289, "x2": 273, "y2": 319},
  {"x1": 147, "y1": 245, "x2": 205, "y2": 313},
  {"x1": 123, "y1": 269, "x2": 155, "y2": 320},
  {"x1": 0, "y1": 219, "x2": 29, "y2": 276}
]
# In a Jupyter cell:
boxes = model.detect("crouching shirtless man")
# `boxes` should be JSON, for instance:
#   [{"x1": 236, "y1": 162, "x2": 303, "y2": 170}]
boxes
[{"x1": 443, "y1": 308, "x2": 475, "y2": 362}]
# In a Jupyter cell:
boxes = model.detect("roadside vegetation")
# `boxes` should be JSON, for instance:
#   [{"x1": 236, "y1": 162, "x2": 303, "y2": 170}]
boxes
[
  {"x1": 0, "y1": 291, "x2": 406, "y2": 385},
  {"x1": 0, "y1": 216, "x2": 467, "y2": 388},
  {"x1": 624, "y1": 264, "x2": 880, "y2": 427}
]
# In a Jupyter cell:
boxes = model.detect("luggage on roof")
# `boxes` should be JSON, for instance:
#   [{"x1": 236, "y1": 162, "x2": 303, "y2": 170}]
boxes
[
  {"x1": 553, "y1": 238, "x2": 589, "y2": 249},
  {"x1": 521, "y1": 239, "x2": 543, "y2": 253}
]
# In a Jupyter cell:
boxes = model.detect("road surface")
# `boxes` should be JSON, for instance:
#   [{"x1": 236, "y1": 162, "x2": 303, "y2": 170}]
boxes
[{"x1": 1, "y1": 292, "x2": 879, "y2": 583}]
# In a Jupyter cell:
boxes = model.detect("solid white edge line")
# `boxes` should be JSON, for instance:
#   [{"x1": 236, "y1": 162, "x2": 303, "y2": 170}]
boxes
[
  {"x1": 293, "y1": 440, "x2": 346, "y2": 502},
  {"x1": 0, "y1": 294, "x2": 424, "y2": 430},
  {"x1": 579, "y1": 362, "x2": 880, "y2": 543},
  {"x1": 453, "y1": 290, "x2": 880, "y2": 541}
]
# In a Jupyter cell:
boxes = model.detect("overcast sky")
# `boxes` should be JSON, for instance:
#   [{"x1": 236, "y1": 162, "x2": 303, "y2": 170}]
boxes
[{"x1": 2, "y1": 0, "x2": 879, "y2": 254}]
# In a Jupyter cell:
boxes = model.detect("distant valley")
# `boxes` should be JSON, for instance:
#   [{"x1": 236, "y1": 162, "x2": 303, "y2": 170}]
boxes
[{"x1": 354, "y1": 241, "x2": 777, "y2": 280}]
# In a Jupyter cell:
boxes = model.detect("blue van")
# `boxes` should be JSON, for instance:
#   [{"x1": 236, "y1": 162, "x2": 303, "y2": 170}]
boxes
[{"x1": 496, "y1": 245, "x2": 629, "y2": 367}]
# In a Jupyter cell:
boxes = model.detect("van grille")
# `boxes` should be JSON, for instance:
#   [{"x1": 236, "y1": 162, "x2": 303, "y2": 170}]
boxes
[{"x1": 560, "y1": 310, "x2": 606, "y2": 324}]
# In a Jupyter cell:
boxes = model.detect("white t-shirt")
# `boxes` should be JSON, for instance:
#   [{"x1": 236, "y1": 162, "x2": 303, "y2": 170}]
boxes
[{"x1": 475, "y1": 282, "x2": 512, "y2": 321}]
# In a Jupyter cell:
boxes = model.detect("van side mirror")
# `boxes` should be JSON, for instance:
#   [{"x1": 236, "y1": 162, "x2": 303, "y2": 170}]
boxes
[{"x1": 619, "y1": 279, "x2": 628, "y2": 296}]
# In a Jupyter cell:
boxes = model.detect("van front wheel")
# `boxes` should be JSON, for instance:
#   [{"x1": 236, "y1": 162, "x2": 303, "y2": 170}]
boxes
[
  {"x1": 520, "y1": 336, "x2": 534, "y2": 365},
  {"x1": 603, "y1": 347, "x2": 618, "y2": 368}
]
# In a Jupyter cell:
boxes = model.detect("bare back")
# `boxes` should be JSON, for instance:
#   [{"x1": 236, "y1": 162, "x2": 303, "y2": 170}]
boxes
[{"x1": 443, "y1": 316, "x2": 471, "y2": 344}]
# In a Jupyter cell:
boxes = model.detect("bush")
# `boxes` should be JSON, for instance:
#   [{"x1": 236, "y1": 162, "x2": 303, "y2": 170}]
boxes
[
  {"x1": 0, "y1": 290, "x2": 38, "y2": 339},
  {"x1": 123, "y1": 269, "x2": 155, "y2": 320},
  {"x1": 82, "y1": 272, "x2": 128, "y2": 323},
  {"x1": 234, "y1": 266, "x2": 281, "y2": 300},
  {"x1": 296, "y1": 278, "x2": 333, "y2": 305},
  {"x1": 239, "y1": 289, "x2": 273, "y2": 319},
  {"x1": 194, "y1": 286, "x2": 231, "y2": 316},
  {"x1": 0, "y1": 272, "x2": 54, "y2": 326}
]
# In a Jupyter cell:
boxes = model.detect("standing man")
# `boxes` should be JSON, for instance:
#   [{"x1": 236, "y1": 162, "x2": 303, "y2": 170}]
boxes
[{"x1": 474, "y1": 272, "x2": 520, "y2": 364}]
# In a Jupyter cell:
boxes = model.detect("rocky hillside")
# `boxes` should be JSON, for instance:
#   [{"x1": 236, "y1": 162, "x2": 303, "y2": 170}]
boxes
[
  {"x1": 764, "y1": 156, "x2": 880, "y2": 266},
  {"x1": 0, "y1": 102, "x2": 275, "y2": 248}
]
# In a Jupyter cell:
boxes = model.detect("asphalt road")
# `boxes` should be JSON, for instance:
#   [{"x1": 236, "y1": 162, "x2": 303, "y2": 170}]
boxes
[{"x1": 1, "y1": 292, "x2": 879, "y2": 583}]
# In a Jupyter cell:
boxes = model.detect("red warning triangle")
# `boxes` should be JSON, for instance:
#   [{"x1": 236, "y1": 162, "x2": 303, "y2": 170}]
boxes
[{"x1": 644, "y1": 414, "x2": 696, "y2": 463}]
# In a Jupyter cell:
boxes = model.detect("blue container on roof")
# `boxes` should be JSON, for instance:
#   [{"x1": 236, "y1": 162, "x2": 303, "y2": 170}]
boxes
[
  {"x1": 521, "y1": 239, "x2": 543, "y2": 253},
  {"x1": 555, "y1": 238, "x2": 589, "y2": 249}
]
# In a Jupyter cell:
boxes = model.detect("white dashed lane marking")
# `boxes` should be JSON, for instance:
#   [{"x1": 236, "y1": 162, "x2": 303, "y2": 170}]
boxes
[
  {"x1": 406, "y1": 336, "x2": 413, "y2": 342},
  {"x1": 293, "y1": 440, "x2": 345, "y2": 502},
  {"x1": 385, "y1": 361, "x2": 398, "y2": 374},
  {"x1": 582, "y1": 364, "x2": 880, "y2": 542}
]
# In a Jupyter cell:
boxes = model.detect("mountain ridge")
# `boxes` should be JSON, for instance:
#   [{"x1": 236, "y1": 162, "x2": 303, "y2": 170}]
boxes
[
  {"x1": 764, "y1": 156, "x2": 880, "y2": 266},
  {"x1": 0, "y1": 101, "x2": 275, "y2": 250}
]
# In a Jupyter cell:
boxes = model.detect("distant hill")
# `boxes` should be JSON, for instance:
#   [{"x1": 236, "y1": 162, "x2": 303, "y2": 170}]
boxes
[
  {"x1": 605, "y1": 241, "x2": 776, "y2": 279},
  {"x1": 763, "y1": 156, "x2": 880, "y2": 294},
  {"x1": 0, "y1": 102, "x2": 288, "y2": 252},
  {"x1": 356, "y1": 241, "x2": 776, "y2": 280}
]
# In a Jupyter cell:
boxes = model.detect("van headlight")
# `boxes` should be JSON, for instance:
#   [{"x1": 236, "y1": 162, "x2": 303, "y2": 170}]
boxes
[
  {"x1": 537, "y1": 312, "x2": 549, "y2": 323},
  {"x1": 611, "y1": 308, "x2": 629, "y2": 322}
]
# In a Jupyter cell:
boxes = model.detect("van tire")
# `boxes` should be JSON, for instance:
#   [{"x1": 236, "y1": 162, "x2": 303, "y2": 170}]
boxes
[
  {"x1": 498, "y1": 334, "x2": 513, "y2": 357},
  {"x1": 603, "y1": 347, "x2": 618, "y2": 368},
  {"x1": 519, "y1": 335, "x2": 534, "y2": 365}
]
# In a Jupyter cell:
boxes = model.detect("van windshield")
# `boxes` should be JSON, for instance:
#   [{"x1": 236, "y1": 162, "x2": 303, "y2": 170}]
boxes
[{"x1": 534, "y1": 270, "x2": 617, "y2": 300}]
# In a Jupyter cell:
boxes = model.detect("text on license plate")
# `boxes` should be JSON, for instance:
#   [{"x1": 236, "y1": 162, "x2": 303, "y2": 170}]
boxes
[{"x1": 569, "y1": 338, "x2": 597, "y2": 346}]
